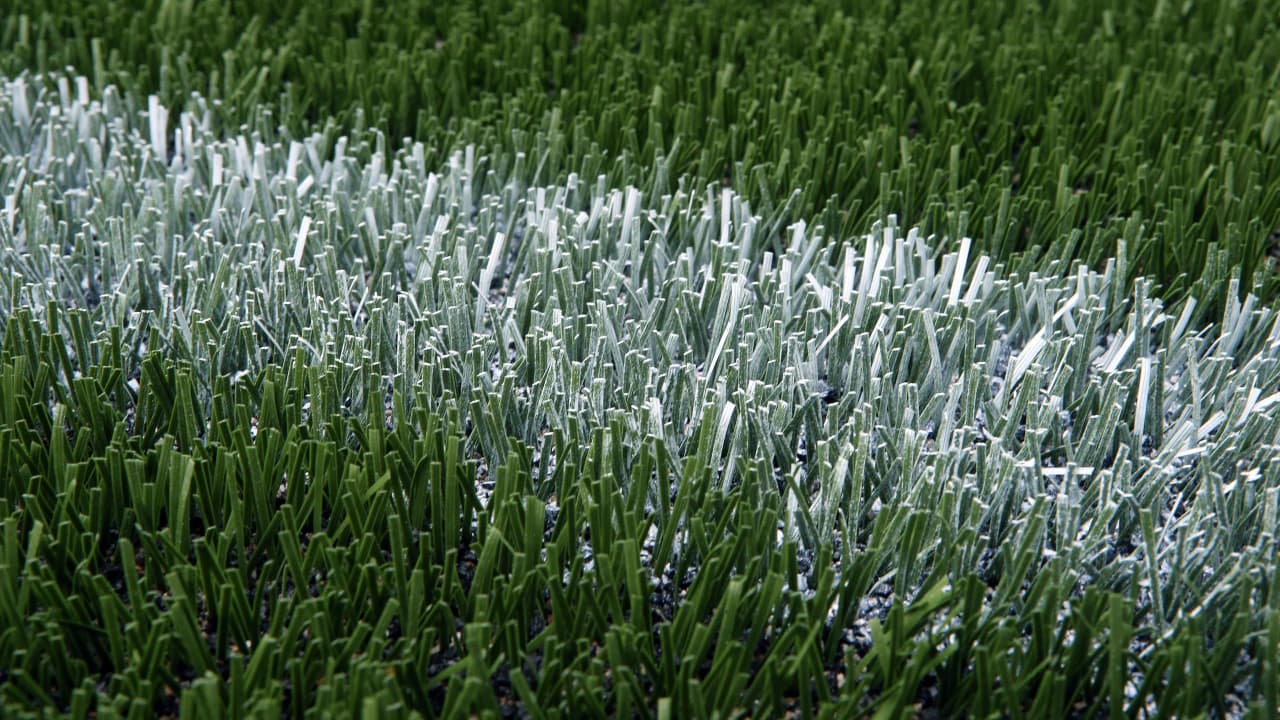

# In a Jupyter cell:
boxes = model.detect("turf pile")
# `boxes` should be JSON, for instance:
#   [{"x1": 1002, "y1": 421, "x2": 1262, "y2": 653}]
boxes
[
  {"x1": 4, "y1": 0, "x2": 1280, "y2": 299},
  {"x1": 2, "y1": 72, "x2": 1280, "y2": 718},
  {"x1": 4, "y1": 0, "x2": 1280, "y2": 717}
]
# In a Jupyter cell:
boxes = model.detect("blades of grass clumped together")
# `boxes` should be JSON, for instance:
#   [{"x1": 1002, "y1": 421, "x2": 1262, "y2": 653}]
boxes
[
  {"x1": 2, "y1": 0, "x2": 1278, "y2": 301},
  {"x1": 2, "y1": 75, "x2": 1280, "y2": 717}
]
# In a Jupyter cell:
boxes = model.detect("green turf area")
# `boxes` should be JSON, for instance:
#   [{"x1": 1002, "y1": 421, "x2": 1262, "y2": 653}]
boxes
[
  {"x1": 5, "y1": 0, "x2": 1280, "y2": 716},
  {"x1": 4, "y1": 0, "x2": 1279, "y2": 302},
  {"x1": 2, "y1": 72, "x2": 1280, "y2": 718}
]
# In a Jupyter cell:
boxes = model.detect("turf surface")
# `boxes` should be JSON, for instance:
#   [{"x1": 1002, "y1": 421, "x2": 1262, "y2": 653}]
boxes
[
  {"x1": 2, "y1": 1, "x2": 1280, "y2": 718},
  {"x1": 4, "y1": 0, "x2": 1280, "y2": 300}
]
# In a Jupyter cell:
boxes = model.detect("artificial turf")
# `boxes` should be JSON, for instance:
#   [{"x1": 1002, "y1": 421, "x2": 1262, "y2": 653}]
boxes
[
  {"x1": 4, "y1": 0, "x2": 1280, "y2": 301},
  {"x1": 1, "y1": 1, "x2": 1280, "y2": 718}
]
